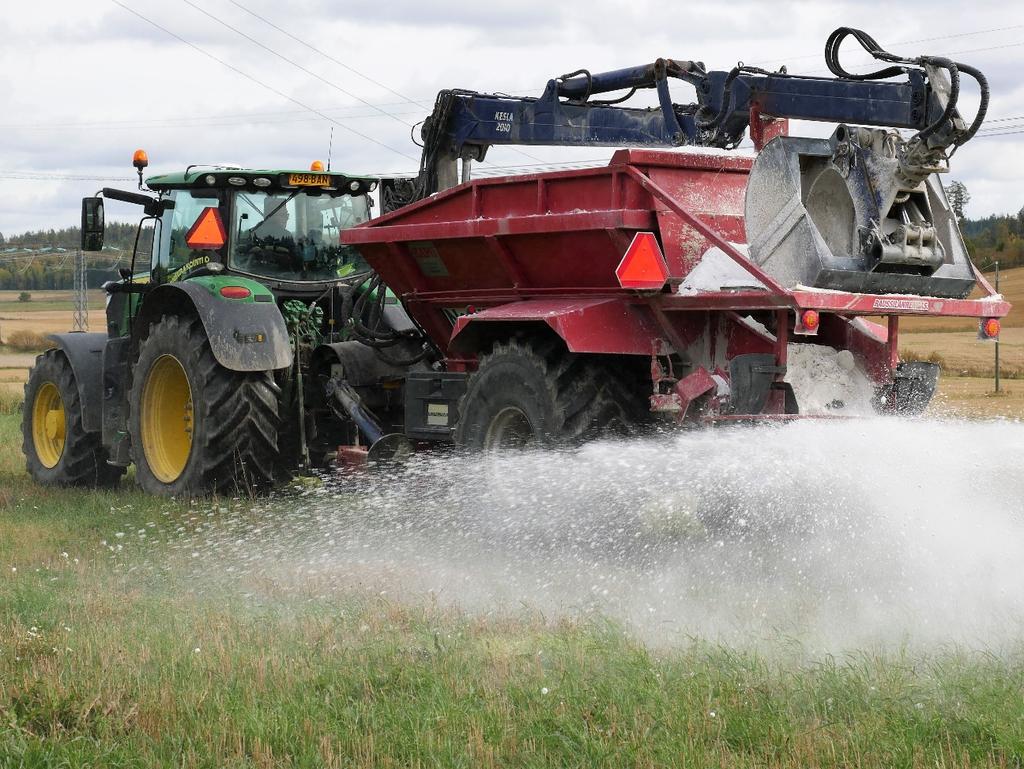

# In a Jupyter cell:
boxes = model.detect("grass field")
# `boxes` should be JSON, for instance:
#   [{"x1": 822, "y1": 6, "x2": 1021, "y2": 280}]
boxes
[
  {"x1": 2, "y1": 282, "x2": 1024, "y2": 766},
  {"x1": 900, "y1": 327, "x2": 1023, "y2": 379},
  {"x1": 929, "y1": 376, "x2": 1024, "y2": 417},
  {"x1": 3, "y1": 406, "x2": 1024, "y2": 767}
]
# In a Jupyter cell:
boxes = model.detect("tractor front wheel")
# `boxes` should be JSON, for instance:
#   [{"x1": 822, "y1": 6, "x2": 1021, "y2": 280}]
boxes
[
  {"x1": 454, "y1": 339, "x2": 644, "y2": 450},
  {"x1": 130, "y1": 315, "x2": 280, "y2": 497},
  {"x1": 22, "y1": 349, "x2": 124, "y2": 487}
]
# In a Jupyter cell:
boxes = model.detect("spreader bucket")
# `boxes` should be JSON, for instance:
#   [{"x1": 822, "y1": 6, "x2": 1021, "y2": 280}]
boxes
[{"x1": 745, "y1": 129, "x2": 977, "y2": 299}]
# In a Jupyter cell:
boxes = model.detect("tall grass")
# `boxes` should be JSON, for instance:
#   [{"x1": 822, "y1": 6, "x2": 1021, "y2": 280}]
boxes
[
  {"x1": 0, "y1": 329, "x2": 50, "y2": 352},
  {"x1": 0, "y1": 391, "x2": 22, "y2": 416}
]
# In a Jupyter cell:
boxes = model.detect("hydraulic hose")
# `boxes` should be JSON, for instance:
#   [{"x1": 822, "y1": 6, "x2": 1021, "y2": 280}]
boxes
[
  {"x1": 916, "y1": 56, "x2": 960, "y2": 144},
  {"x1": 951, "y1": 61, "x2": 990, "y2": 146},
  {"x1": 823, "y1": 26, "x2": 987, "y2": 150},
  {"x1": 347, "y1": 273, "x2": 435, "y2": 366}
]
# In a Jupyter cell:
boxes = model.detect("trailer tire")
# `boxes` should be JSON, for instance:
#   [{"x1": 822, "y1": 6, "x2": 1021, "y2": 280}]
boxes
[
  {"x1": 454, "y1": 339, "x2": 644, "y2": 450},
  {"x1": 22, "y1": 349, "x2": 125, "y2": 488},
  {"x1": 130, "y1": 315, "x2": 280, "y2": 497}
]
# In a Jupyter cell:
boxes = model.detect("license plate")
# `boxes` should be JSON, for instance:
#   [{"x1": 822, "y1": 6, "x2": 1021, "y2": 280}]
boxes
[{"x1": 288, "y1": 173, "x2": 330, "y2": 186}]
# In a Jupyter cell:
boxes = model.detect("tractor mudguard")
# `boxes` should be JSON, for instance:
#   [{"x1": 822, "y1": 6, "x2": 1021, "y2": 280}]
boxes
[
  {"x1": 45, "y1": 333, "x2": 106, "y2": 433},
  {"x1": 134, "y1": 282, "x2": 292, "y2": 372}
]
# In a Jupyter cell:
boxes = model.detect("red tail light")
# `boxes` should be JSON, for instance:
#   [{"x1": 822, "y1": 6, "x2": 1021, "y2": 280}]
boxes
[
  {"x1": 981, "y1": 317, "x2": 1001, "y2": 339},
  {"x1": 795, "y1": 308, "x2": 820, "y2": 334},
  {"x1": 220, "y1": 285, "x2": 251, "y2": 299}
]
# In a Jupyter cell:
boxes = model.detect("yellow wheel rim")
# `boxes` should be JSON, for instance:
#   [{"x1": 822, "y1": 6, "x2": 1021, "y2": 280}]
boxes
[
  {"x1": 32, "y1": 382, "x2": 66, "y2": 468},
  {"x1": 141, "y1": 355, "x2": 194, "y2": 484}
]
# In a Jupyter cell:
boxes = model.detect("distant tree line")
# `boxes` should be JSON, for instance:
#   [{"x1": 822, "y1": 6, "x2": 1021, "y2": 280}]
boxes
[
  {"x1": 1, "y1": 182, "x2": 1020, "y2": 290},
  {"x1": 0, "y1": 263, "x2": 128, "y2": 292},
  {"x1": 4, "y1": 222, "x2": 142, "y2": 251},
  {"x1": 960, "y1": 218, "x2": 1024, "y2": 271},
  {"x1": 0, "y1": 222, "x2": 151, "y2": 290}
]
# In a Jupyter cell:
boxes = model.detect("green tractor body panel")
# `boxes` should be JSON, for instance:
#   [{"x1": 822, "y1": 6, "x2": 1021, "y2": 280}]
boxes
[{"x1": 186, "y1": 274, "x2": 275, "y2": 304}]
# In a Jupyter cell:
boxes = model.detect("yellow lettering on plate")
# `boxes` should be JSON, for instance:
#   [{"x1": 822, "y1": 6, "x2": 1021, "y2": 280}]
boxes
[{"x1": 288, "y1": 173, "x2": 330, "y2": 186}]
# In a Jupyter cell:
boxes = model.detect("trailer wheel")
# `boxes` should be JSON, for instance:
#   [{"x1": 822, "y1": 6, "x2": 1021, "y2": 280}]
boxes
[
  {"x1": 21, "y1": 349, "x2": 124, "y2": 487},
  {"x1": 454, "y1": 339, "x2": 644, "y2": 450},
  {"x1": 130, "y1": 315, "x2": 280, "y2": 497}
]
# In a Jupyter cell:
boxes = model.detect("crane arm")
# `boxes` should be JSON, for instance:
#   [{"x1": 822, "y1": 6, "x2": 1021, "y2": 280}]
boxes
[{"x1": 411, "y1": 27, "x2": 988, "y2": 199}]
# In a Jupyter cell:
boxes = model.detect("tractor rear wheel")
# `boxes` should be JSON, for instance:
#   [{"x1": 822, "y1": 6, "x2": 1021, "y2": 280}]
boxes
[
  {"x1": 22, "y1": 349, "x2": 124, "y2": 487},
  {"x1": 129, "y1": 315, "x2": 280, "y2": 497},
  {"x1": 454, "y1": 339, "x2": 645, "y2": 450}
]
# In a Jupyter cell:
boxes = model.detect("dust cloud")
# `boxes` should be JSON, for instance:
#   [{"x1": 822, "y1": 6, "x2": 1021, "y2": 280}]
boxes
[{"x1": 148, "y1": 418, "x2": 1024, "y2": 652}]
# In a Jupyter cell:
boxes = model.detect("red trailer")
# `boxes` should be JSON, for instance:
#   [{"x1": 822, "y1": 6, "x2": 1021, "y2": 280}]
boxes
[{"x1": 343, "y1": 148, "x2": 1009, "y2": 448}]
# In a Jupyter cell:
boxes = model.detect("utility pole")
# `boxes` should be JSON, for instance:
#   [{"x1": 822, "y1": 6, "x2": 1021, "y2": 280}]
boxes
[
  {"x1": 73, "y1": 248, "x2": 88, "y2": 332},
  {"x1": 994, "y1": 261, "x2": 1000, "y2": 393}
]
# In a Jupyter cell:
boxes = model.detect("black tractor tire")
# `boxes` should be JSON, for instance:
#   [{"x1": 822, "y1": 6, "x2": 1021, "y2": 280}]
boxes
[
  {"x1": 22, "y1": 349, "x2": 124, "y2": 488},
  {"x1": 129, "y1": 315, "x2": 280, "y2": 497},
  {"x1": 454, "y1": 338, "x2": 646, "y2": 450}
]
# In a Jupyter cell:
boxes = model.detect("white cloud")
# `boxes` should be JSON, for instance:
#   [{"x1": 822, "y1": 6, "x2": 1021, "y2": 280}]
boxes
[{"x1": 0, "y1": 0, "x2": 1021, "y2": 236}]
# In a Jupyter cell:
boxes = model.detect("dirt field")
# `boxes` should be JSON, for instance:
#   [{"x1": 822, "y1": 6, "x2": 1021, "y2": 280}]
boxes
[
  {"x1": 0, "y1": 310, "x2": 91, "y2": 339},
  {"x1": 899, "y1": 326, "x2": 1022, "y2": 377},
  {"x1": 0, "y1": 352, "x2": 32, "y2": 396},
  {"x1": 0, "y1": 290, "x2": 102, "y2": 344},
  {"x1": 0, "y1": 289, "x2": 103, "y2": 304}
]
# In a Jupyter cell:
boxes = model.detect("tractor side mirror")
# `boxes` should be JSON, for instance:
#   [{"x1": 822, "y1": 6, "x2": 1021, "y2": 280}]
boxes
[{"x1": 81, "y1": 197, "x2": 104, "y2": 251}]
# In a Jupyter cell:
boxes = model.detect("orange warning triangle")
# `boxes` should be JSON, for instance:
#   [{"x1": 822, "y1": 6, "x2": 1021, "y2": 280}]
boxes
[
  {"x1": 616, "y1": 232, "x2": 668, "y2": 290},
  {"x1": 185, "y1": 207, "x2": 227, "y2": 250}
]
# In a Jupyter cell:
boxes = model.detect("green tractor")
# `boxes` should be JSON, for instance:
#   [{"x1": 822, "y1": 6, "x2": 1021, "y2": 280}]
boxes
[{"x1": 22, "y1": 152, "x2": 421, "y2": 497}]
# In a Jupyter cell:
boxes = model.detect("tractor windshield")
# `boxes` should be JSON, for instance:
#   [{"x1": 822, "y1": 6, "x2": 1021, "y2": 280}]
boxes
[{"x1": 230, "y1": 190, "x2": 370, "y2": 282}]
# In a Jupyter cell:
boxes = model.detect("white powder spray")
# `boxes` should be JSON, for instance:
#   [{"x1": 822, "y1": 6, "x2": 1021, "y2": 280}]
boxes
[{"x1": 131, "y1": 418, "x2": 1024, "y2": 654}]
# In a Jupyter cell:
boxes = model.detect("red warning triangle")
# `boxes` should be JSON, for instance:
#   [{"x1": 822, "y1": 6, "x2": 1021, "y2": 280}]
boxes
[
  {"x1": 185, "y1": 207, "x2": 227, "y2": 250},
  {"x1": 616, "y1": 232, "x2": 668, "y2": 290}
]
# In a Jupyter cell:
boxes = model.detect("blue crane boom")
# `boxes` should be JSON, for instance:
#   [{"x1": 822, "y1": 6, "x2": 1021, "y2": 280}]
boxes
[{"x1": 413, "y1": 27, "x2": 987, "y2": 198}]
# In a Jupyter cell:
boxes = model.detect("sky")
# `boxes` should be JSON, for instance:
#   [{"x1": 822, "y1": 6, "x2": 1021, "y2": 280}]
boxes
[{"x1": 0, "y1": 0, "x2": 1022, "y2": 237}]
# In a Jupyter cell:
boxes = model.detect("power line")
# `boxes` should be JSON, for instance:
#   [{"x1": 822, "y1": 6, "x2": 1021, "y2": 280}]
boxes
[
  {"x1": 116, "y1": 1, "x2": 542, "y2": 167},
  {"x1": 110, "y1": 0, "x2": 419, "y2": 162},
  {"x1": 0, "y1": 88, "x2": 546, "y2": 129},
  {"x1": 179, "y1": 0, "x2": 414, "y2": 128},
  {"x1": 0, "y1": 173, "x2": 134, "y2": 181},
  {"x1": 0, "y1": 88, "x2": 550, "y2": 130},
  {"x1": 791, "y1": 40, "x2": 1024, "y2": 78},
  {"x1": 747, "y1": 23, "x2": 1024, "y2": 67},
  {"x1": 214, "y1": 0, "x2": 543, "y2": 163},
  {"x1": 0, "y1": 107, "x2": 426, "y2": 131},
  {"x1": 973, "y1": 128, "x2": 1024, "y2": 138},
  {"x1": 228, "y1": 0, "x2": 431, "y2": 110},
  {"x1": 2, "y1": 114, "x2": 422, "y2": 135}
]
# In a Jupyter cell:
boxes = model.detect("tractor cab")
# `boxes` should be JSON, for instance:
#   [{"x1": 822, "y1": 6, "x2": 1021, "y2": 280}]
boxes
[
  {"x1": 143, "y1": 165, "x2": 378, "y2": 289},
  {"x1": 80, "y1": 155, "x2": 391, "y2": 342}
]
